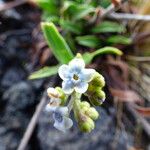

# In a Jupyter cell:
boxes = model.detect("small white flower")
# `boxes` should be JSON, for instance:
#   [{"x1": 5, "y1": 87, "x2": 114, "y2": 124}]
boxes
[
  {"x1": 47, "y1": 87, "x2": 61, "y2": 106},
  {"x1": 58, "y1": 57, "x2": 95, "y2": 94},
  {"x1": 45, "y1": 105, "x2": 73, "y2": 132}
]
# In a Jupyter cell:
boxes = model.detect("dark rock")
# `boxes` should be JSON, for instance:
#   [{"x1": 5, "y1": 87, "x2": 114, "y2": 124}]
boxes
[
  {"x1": 0, "y1": 81, "x2": 36, "y2": 150},
  {"x1": 1, "y1": 67, "x2": 26, "y2": 89},
  {"x1": 0, "y1": 126, "x2": 21, "y2": 150},
  {"x1": 0, "y1": 55, "x2": 7, "y2": 76},
  {"x1": 37, "y1": 107, "x2": 133, "y2": 150},
  {"x1": 3, "y1": 81, "x2": 35, "y2": 110},
  {"x1": 30, "y1": 79, "x2": 45, "y2": 91},
  {"x1": 0, "y1": 16, "x2": 24, "y2": 33},
  {"x1": 5, "y1": 35, "x2": 31, "y2": 59},
  {"x1": 0, "y1": 112, "x2": 30, "y2": 150},
  {"x1": 0, "y1": 32, "x2": 31, "y2": 62}
]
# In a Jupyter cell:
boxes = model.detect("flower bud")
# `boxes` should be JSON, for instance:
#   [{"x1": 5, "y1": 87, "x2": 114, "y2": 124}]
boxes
[
  {"x1": 85, "y1": 107, "x2": 99, "y2": 120},
  {"x1": 96, "y1": 89, "x2": 106, "y2": 103},
  {"x1": 89, "y1": 72, "x2": 105, "y2": 89},
  {"x1": 79, "y1": 116, "x2": 95, "y2": 132},
  {"x1": 80, "y1": 101, "x2": 90, "y2": 109},
  {"x1": 88, "y1": 88, "x2": 106, "y2": 106},
  {"x1": 76, "y1": 53, "x2": 83, "y2": 59}
]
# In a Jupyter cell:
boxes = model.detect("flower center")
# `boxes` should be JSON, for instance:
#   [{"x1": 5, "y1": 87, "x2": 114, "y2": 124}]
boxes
[
  {"x1": 73, "y1": 74, "x2": 79, "y2": 80},
  {"x1": 54, "y1": 112, "x2": 63, "y2": 122}
]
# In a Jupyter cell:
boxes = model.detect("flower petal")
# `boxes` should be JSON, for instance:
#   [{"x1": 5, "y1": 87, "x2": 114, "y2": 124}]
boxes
[
  {"x1": 75, "y1": 82, "x2": 88, "y2": 93},
  {"x1": 45, "y1": 104, "x2": 57, "y2": 113},
  {"x1": 57, "y1": 106, "x2": 69, "y2": 116},
  {"x1": 54, "y1": 117, "x2": 73, "y2": 132},
  {"x1": 49, "y1": 98, "x2": 61, "y2": 106},
  {"x1": 62, "y1": 80, "x2": 74, "y2": 94},
  {"x1": 69, "y1": 58, "x2": 85, "y2": 70},
  {"x1": 63, "y1": 117, "x2": 73, "y2": 129},
  {"x1": 58, "y1": 64, "x2": 70, "y2": 80},
  {"x1": 47, "y1": 87, "x2": 59, "y2": 98},
  {"x1": 81, "y1": 68, "x2": 95, "y2": 82}
]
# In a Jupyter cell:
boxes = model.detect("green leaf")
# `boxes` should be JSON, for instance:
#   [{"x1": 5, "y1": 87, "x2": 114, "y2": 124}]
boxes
[
  {"x1": 60, "y1": 20, "x2": 82, "y2": 34},
  {"x1": 34, "y1": 0, "x2": 58, "y2": 15},
  {"x1": 92, "y1": 21, "x2": 126, "y2": 33},
  {"x1": 41, "y1": 22, "x2": 74, "y2": 64},
  {"x1": 65, "y1": 33, "x2": 76, "y2": 52},
  {"x1": 99, "y1": 0, "x2": 111, "y2": 8},
  {"x1": 29, "y1": 65, "x2": 59, "y2": 79},
  {"x1": 42, "y1": 12, "x2": 59, "y2": 23},
  {"x1": 82, "y1": 47, "x2": 123, "y2": 64},
  {"x1": 107, "y1": 35, "x2": 132, "y2": 45},
  {"x1": 76, "y1": 35, "x2": 101, "y2": 48},
  {"x1": 63, "y1": 2, "x2": 94, "y2": 20},
  {"x1": 73, "y1": 5, "x2": 94, "y2": 20}
]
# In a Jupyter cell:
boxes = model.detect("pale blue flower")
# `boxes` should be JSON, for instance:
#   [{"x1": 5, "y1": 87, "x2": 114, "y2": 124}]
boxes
[
  {"x1": 45, "y1": 105, "x2": 73, "y2": 132},
  {"x1": 58, "y1": 58, "x2": 95, "y2": 94}
]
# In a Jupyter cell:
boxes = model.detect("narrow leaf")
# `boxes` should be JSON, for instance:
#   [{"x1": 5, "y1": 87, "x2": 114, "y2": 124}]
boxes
[
  {"x1": 107, "y1": 35, "x2": 132, "y2": 45},
  {"x1": 60, "y1": 20, "x2": 82, "y2": 34},
  {"x1": 76, "y1": 35, "x2": 101, "y2": 48},
  {"x1": 34, "y1": 0, "x2": 58, "y2": 14},
  {"x1": 28, "y1": 65, "x2": 59, "y2": 80},
  {"x1": 41, "y1": 22, "x2": 74, "y2": 64},
  {"x1": 82, "y1": 46, "x2": 123, "y2": 64},
  {"x1": 73, "y1": 5, "x2": 94, "y2": 20},
  {"x1": 92, "y1": 21, "x2": 126, "y2": 33},
  {"x1": 42, "y1": 12, "x2": 59, "y2": 23},
  {"x1": 63, "y1": 2, "x2": 94, "y2": 20}
]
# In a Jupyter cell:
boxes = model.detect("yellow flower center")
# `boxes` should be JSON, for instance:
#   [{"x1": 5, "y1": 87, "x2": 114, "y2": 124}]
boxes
[{"x1": 73, "y1": 74, "x2": 79, "y2": 80}]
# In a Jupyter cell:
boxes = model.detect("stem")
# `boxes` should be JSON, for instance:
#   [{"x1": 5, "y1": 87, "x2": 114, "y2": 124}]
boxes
[
  {"x1": 67, "y1": 95, "x2": 74, "y2": 114},
  {"x1": 109, "y1": 13, "x2": 150, "y2": 21},
  {"x1": 17, "y1": 92, "x2": 47, "y2": 150},
  {"x1": 68, "y1": 92, "x2": 81, "y2": 113},
  {"x1": 73, "y1": 92, "x2": 82, "y2": 113}
]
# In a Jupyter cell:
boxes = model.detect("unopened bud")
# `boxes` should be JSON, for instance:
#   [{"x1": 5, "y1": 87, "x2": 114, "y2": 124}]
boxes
[
  {"x1": 76, "y1": 53, "x2": 82, "y2": 59},
  {"x1": 88, "y1": 88, "x2": 106, "y2": 106},
  {"x1": 79, "y1": 116, "x2": 95, "y2": 132},
  {"x1": 89, "y1": 72, "x2": 105, "y2": 89},
  {"x1": 96, "y1": 89, "x2": 106, "y2": 103},
  {"x1": 85, "y1": 107, "x2": 99, "y2": 120},
  {"x1": 80, "y1": 101, "x2": 90, "y2": 108}
]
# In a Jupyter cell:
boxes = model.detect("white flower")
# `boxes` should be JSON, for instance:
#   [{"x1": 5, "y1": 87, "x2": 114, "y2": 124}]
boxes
[
  {"x1": 58, "y1": 58, "x2": 95, "y2": 94},
  {"x1": 47, "y1": 87, "x2": 61, "y2": 106},
  {"x1": 45, "y1": 105, "x2": 73, "y2": 132}
]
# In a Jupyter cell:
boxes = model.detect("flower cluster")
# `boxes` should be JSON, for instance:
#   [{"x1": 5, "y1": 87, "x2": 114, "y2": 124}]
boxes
[{"x1": 45, "y1": 54, "x2": 105, "y2": 132}]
